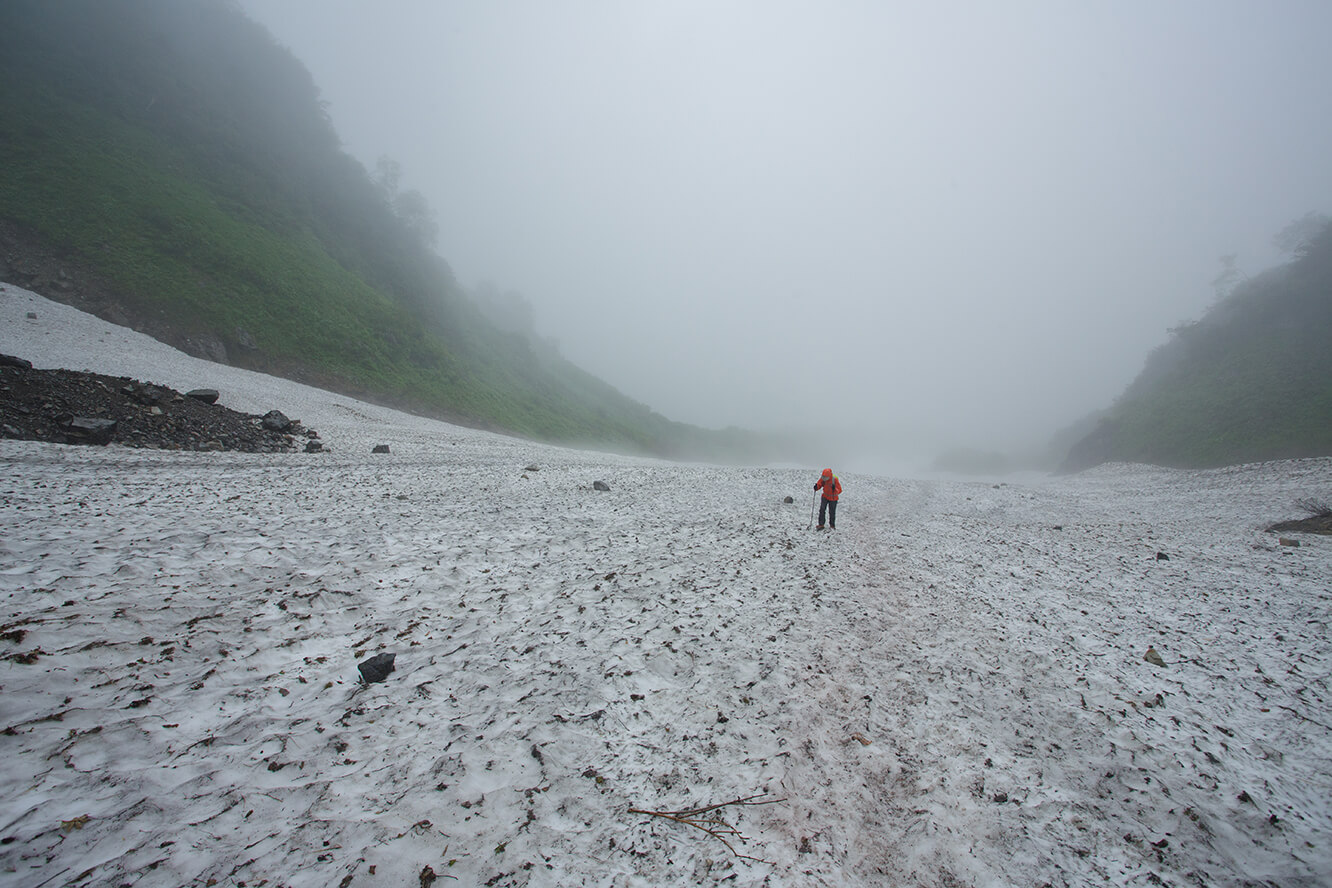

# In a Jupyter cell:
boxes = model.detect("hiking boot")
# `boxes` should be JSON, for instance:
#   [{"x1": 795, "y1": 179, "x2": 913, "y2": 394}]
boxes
[{"x1": 815, "y1": 525, "x2": 825, "y2": 530}]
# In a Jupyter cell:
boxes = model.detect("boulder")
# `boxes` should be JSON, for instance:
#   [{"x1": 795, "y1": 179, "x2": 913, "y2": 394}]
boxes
[
  {"x1": 592, "y1": 480, "x2": 611, "y2": 491},
  {"x1": 358, "y1": 652, "x2": 396, "y2": 683},
  {"x1": 372, "y1": 444, "x2": 390, "y2": 454},
  {"x1": 63, "y1": 416, "x2": 117, "y2": 445},
  {"x1": 186, "y1": 389, "x2": 220, "y2": 405},
  {"x1": 261, "y1": 410, "x2": 293, "y2": 432}
]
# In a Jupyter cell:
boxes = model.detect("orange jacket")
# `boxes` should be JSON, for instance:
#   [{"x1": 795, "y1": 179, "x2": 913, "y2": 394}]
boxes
[{"x1": 815, "y1": 472, "x2": 842, "y2": 501}]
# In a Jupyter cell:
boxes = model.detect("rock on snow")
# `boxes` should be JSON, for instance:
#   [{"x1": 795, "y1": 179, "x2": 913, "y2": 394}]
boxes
[{"x1": 1, "y1": 284, "x2": 1330, "y2": 887}]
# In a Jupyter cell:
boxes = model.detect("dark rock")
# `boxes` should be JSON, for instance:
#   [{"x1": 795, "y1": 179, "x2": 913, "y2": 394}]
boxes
[
  {"x1": 358, "y1": 652, "x2": 396, "y2": 683},
  {"x1": 186, "y1": 389, "x2": 220, "y2": 405},
  {"x1": 783, "y1": 496, "x2": 794, "y2": 504},
  {"x1": 1155, "y1": 551, "x2": 1170, "y2": 560},
  {"x1": 0, "y1": 354, "x2": 33, "y2": 370},
  {"x1": 592, "y1": 480, "x2": 611, "y2": 491},
  {"x1": 524, "y1": 464, "x2": 540, "y2": 472},
  {"x1": 63, "y1": 416, "x2": 117, "y2": 445},
  {"x1": 304, "y1": 439, "x2": 323, "y2": 453},
  {"x1": 1144, "y1": 646, "x2": 1166, "y2": 667},
  {"x1": 130, "y1": 385, "x2": 164, "y2": 406},
  {"x1": 1278, "y1": 537, "x2": 1300, "y2": 547},
  {"x1": 372, "y1": 444, "x2": 390, "y2": 454},
  {"x1": 261, "y1": 410, "x2": 293, "y2": 432},
  {"x1": 25, "y1": 312, "x2": 37, "y2": 320}
]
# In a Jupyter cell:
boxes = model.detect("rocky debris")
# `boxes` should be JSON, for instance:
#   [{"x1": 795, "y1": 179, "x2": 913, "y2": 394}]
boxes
[
  {"x1": 186, "y1": 388, "x2": 219, "y2": 405},
  {"x1": 372, "y1": 444, "x2": 390, "y2": 454},
  {"x1": 304, "y1": 440, "x2": 323, "y2": 453},
  {"x1": 0, "y1": 363, "x2": 317, "y2": 452},
  {"x1": 592, "y1": 480, "x2": 611, "y2": 491},
  {"x1": 524, "y1": 464, "x2": 540, "y2": 472},
  {"x1": 358, "y1": 652, "x2": 396, "y2": 683}
]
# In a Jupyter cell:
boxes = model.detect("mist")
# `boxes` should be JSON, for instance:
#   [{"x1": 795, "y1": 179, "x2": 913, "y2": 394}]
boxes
[{"x1": 240, "y1": 1, "x2": 1332, "y2": 473}]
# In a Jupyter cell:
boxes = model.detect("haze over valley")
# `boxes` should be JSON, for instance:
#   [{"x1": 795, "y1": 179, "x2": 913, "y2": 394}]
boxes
[{"x1": 241, "y1": 1, "x2": 1332, "y2": 472}]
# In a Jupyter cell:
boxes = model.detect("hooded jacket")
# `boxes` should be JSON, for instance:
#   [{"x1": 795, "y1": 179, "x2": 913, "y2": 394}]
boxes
[{"x1": 816, "y1": 470, "x2": 842, "y2": 501}]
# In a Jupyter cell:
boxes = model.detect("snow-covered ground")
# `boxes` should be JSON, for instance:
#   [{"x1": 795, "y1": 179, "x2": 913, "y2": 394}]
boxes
[{"x1": 2, "y1": 284, "x2": 1330, "y2": 888}]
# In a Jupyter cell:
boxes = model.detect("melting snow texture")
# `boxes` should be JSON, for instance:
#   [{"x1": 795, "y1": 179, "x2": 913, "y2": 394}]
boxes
[{"x1": 1, "y1": 286, "x2": 1330, "y2": 887}]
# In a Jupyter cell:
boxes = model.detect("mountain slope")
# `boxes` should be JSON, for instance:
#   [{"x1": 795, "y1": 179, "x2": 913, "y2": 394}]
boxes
[
  {"x1": 1062, "y1": 220, "x2": 1332, "y2": 470},
  {"x1": 0, "y1": 0, "x2": 761, "y2": 460}
]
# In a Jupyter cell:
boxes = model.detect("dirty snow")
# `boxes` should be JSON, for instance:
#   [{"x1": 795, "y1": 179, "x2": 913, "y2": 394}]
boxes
[{"x1": 2, "y1": 285, "x2": 1330, "y2": 887}]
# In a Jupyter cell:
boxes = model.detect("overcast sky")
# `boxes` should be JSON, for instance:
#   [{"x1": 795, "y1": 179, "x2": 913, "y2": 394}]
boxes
[{"x1": 240, "y1": 0, "x2": 1332, "y2": 466}]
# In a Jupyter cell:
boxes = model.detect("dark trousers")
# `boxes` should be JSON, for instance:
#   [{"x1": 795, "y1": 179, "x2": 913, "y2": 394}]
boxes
[{"x1": 819, "y1": 497, "x2": 837, "y2": 528}]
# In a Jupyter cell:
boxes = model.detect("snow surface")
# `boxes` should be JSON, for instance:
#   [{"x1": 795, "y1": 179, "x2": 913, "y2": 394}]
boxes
[{"x1": 1, "y1": 284, "x2": 1330, "y2": 887}]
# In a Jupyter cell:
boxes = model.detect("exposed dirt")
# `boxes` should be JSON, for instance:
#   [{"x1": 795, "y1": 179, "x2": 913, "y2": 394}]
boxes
[{"x1": 1267, "y1": 513, "x2": 1332, "y2": 535}]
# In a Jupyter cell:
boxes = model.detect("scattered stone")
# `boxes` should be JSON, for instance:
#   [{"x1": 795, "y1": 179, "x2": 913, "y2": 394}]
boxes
[
  {"x1": 1278, "y1": 537, "x2": 1301, "y2": 547},
  {"x1": 524, "y1": 464, "x2": 540, "y2": 472},
  {"x1": 592, "y1": 480, "x2": 611, "y2": 491},
  {"x1": 783, "y1": 496, "x2": 794, "y2": 504},
  {"x1": 1144, "y1": 646, "x2": 1166, "y2": 667},
  {"x1": 261, "y1": 410, "x2": 293, "y2": 432},
  {"x1": 372, "y1": 444, "x2": 390, "y2": 454},
  {"x1": 25, "y1": 312, "x2": 37, "y2": 320},
  {"x1": 1155, "y1": 551, "x2": 1170, "y2": 560},
  {"x1": 186, "y1": 389, "x2": 220, "y2": 404},
  {"x1": 304, "y1": 439, "x2": 323, "y2": 453},
  {"x1": 358, "y1": 652, "x2": 396, "y2": 683}
]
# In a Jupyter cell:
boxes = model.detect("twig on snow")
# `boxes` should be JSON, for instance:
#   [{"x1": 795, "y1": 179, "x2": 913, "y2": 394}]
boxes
[{"x1": 627, "y1": 793, "x2": 785, "y2": 863}]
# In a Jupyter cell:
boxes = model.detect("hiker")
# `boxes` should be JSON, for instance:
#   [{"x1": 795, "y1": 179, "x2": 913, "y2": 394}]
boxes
[{"x1": 814, "y1": 468, "x2": 842, "y2": 530}]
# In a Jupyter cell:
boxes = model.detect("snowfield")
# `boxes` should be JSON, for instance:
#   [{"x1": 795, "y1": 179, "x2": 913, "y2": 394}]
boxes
[{"x1": 2, "y1": 285, "x2": 1330, "y2": 888}]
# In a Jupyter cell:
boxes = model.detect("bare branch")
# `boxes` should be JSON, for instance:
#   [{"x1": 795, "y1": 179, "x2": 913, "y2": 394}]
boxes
[{"x1": 627, "y1": 794, "x2": 786, "y2": 863}]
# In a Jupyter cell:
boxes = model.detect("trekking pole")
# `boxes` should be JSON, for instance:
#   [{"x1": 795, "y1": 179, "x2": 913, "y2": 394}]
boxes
[{"x1": 808, "y1": 490, "x2": 818, "y2": 530}]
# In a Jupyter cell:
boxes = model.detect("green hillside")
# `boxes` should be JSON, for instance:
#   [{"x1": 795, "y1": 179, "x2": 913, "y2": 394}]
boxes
[
  {"x1": 1061, "y1": 218, "x2": 1332, "y2": 470},
  {"x1": 0, "y1": 0, "x2": 764, "y2": 460}
]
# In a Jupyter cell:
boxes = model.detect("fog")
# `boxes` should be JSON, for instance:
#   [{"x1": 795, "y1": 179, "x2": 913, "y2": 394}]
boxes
[{"x1": 241, "y1": 1, "x2": 1332, "y2": 471}]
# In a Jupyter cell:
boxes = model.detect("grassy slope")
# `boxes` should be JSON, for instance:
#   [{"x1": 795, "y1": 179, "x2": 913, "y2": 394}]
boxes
[
  {"x1": 1063, "y1": 235, "x2": 1332, "y2": 470},
  {"x1": 0, "y1": 2, "x2": 756, "y2": 459}
]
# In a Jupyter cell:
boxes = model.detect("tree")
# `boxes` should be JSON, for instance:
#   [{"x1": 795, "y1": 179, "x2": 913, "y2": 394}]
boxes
[{"x1": 1274, "y1": 211, "x2": 1331, "y2": 257}]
